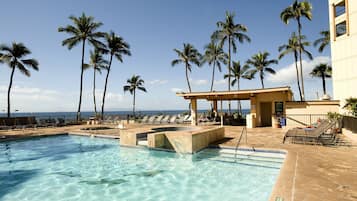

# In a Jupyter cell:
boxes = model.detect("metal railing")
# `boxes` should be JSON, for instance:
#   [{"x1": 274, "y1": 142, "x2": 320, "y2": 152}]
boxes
[
  {"x1": 284, "y1": 114, "x2": 328, "y2": 127},
  {"x1": 234, "y1": 127, "x2": 247, "y2": 159}
]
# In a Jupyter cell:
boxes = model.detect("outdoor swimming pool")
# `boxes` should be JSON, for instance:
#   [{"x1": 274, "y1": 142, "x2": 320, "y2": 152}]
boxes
[{"x1": 0, "y1": 135, "x2": 284, "y2": 201}]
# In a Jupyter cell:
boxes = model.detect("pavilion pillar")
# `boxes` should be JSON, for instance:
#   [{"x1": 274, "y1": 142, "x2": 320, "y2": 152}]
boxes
[
  {"x1": 191, "y1": 98, "x2": 198, "y2": 126},
  {"x1": 213, "y1": 100, "x2": 218, "y2": 113},
  {"x1": 249, "y1": 96, "x2": 257, "y2": 128}
]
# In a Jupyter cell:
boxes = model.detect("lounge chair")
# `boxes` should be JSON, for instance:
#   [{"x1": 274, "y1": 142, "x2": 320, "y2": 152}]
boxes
[
  {"x1": 183, "y1": 115, "x2": 192, "y2": 124},
  {"x1": 176, "y1": 115, "x2": 186, "y2": 124},
  {"x1": 154, "y1": 115, "x2": 164, "y2": 124},
  {"x1": 160, "y1": 115, "x2": 170, "y2": 124},
  {"x1": 140, "y1": 115, "x2": 149, "y2": 123},
  {"x1": 283, "y1": 120, "x2": 336, "y2": 144},
  {"x1": 168, "y1": 115, "x2": 177, "y2": 124},
  {"x1": 147, "y1": 115, "x2": 157, "y2": 124}
]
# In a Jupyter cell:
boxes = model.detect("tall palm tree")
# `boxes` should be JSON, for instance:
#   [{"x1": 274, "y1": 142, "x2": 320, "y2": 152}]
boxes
[
  {"x1": 101, "y1": 31, "x2": 131, "y2": 119},
  {"x1": 171, "y1": 43, "x2": 201, "y2": 92},
  {"x1": 84, "y1": 49, "x2": 108, "y2": 117},
  {"x1": 123, "y1": 75, "x2": 147, "y2": 118},
  {"x1": 212, "y1": 11, "x2": 251, "y2": 113},
  {"x1": 224, "y1": 61, "x2": 251, "y2": 114},
  {"x1": 281, "y1": 0, "x2": 312, "y2": 100},
  {"x1": 0, "y1": 42, "x2": 39, "y2": 118},
  {"x1": 202, "y1": 41, "x2": 228, "y2": 91},
  {"x1": 310, "y1": 63, "x2": 332, "y2": 96},
  {"x1": 279, "y1": 32, "x2": 313, "y2": 101},
  {"x1": 246, "y1": 52, "x2": 278, "y2": 89},
  {"x1": 314, "y1": 30, "x2": 330, "y2": 53},
  {"x1": 58, "y1": 13, "x2": 105, "y2": 121}
]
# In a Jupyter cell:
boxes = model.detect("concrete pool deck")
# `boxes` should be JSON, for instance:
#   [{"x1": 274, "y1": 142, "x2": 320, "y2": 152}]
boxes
[{"x1": 1, "y1": 124, "x2": 357, "y2": 201}]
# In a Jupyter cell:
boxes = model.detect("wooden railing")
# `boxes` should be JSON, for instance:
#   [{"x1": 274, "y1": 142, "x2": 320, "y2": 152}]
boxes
[{"x1": 342, "y1": 116, "x2": 357, "y2": 133}]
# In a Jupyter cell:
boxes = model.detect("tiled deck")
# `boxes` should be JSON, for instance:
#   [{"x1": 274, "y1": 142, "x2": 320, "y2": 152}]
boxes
[{"x1": 1, "y1": 124, "x2": 357, "y2": 201}]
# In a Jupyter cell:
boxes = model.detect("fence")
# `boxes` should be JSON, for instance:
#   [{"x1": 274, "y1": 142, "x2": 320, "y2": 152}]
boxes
[
  {"x1": 342, "y1": 116, "x2": 357, "y2": 134},
  {"x1": 285, "y1": 114, "x2": 328, "y2": 127}
]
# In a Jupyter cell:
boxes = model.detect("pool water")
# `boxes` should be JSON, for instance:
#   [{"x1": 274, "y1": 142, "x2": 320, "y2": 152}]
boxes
[{"x1": 0, "y1": 135, "x2": 283, "y2": 201}]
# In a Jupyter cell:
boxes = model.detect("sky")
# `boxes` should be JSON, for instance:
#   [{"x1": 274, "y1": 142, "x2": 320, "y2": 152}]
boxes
[{"x1": 0, "y1": 0, "x2": 332, "y2": 113}]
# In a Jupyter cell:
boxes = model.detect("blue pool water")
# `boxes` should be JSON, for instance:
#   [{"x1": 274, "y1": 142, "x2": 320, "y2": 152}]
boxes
[{"x1": 0, "y1": 135, "x2": 282, "y2": 201}]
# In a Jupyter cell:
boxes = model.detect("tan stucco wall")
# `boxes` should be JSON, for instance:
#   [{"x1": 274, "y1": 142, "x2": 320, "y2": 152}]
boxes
[
  {"x1": 329, "y1": 0, "x2": 357, "y2": 111},
  {"x1": 251, "y1": 91, "x2": 293, "y2": 127},
  {"x1": 285, "y1": 101, "x2": 340, "y2": 127}
]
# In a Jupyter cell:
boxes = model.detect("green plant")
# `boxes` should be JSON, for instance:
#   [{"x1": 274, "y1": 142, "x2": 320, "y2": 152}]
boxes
[
  {"x1": 343, "y1": 98, "x2": 357, "y2": 116},
  {"x1": 327, "y1": 112, "x2": 342, "y2": 122}
]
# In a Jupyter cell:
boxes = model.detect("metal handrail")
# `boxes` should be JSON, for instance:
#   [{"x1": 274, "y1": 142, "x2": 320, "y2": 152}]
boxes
[{"x1": 234, "y1": 127, "x2": 247, "y2": 159}]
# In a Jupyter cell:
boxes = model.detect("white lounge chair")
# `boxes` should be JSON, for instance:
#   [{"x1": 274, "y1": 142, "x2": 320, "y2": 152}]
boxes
[
  {"x1": 160, "y1": 115, "x2": 170, "y2": 124},
  {"x1": 168, "y1": 115, "x2": 178, "y2": 124},
  {"x1": 147, "y1": 115, "x2": 157, "y2": 124}
]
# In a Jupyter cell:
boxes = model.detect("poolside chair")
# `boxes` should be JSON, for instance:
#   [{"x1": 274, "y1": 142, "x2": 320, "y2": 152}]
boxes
[
  {"x1": 283, "y1": 120, "x2": 336, "y2": 145},
  {"x1": 175, "y1": 115, "x2": 186, "y2": 124},
  {"x1": 183, "y1": 115, "x2": 192, "y2": 124},
  {"x1": 140, "y1": 115, "x2": 149, "y2": 123},
  {"x1": 147, "y1": 115, "x2": 157, "y2": 124},
  {"x1": 154, "y1": 115, "x2": 164, "y2": 124},
  {"x1": 160, "y1": 115, "x2": 170, "y2": 124},
  {"x1": 168, "y1": 115, "x2": 178, "y2": 124}
]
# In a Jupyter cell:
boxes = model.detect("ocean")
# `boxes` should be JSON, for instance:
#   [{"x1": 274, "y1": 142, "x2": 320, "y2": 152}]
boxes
[{"x1": 0, "y1": 109, "x2": 250, "y2": 120}]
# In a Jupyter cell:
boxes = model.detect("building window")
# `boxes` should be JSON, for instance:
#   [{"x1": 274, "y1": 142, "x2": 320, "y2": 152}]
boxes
[
  {"x1": 275, "y1": 102, "x2": 284, "y2": 115},
  {"x1": 336, "y1": 21, "x2": 347, "y2": 37},
  {"x1": 335, "y1": 1, "x2": 346, "y2": 17}
]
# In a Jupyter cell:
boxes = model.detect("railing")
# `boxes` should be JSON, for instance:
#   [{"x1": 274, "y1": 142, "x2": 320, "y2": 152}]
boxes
[
  {"x1": 284, "y1": 114, "x2": 328, "y2": 127},
  {"x1": 234, "y1": 127, "x2": 247, "y2": 159},
  {"x1": 343, "y1": 116, "x2": 357, "y2": 134}
]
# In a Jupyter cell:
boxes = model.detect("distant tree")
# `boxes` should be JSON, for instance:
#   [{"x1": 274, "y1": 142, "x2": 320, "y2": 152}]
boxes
[
  {"x1": 224, "y1": 61, "x2": 252, "y2": 114},
  {"x1": 310, "y1": 63, "x2": 332, "y2": 96},
  {"x1": 314, "y1": 30, "x2": 330, "y2": 53},
  {"x1": 212, "y1": 11, "x2": 250, "y2": 113},
  {"x1": 343, "y1": 98, "x2": 357, "y2": 117},
  {"x1": 246, "y1": 52, "x2": 278, "y2": 89},
  {"x1": 202, "y1": 41, "x2": 228, "y2": 91},
  {"x1": 84, "y1": 49, "x2": 108, "y2": 117},
  {"x1": 58, "y1": 13, "x2": 105, "y2": 121},
  {"x1": 123, "y1": 75, "x2": 147, "y2": 118},
  {"x1": 279, "y1": 32, "x2": 313, "y2": 101},
  {"x1": 171, "y1": 43, "x2": 201, "y2": 92},
  {"x1": 281, "y1": 0, "x2": 313, "y2": 100},
  {"x1": 0, "y1": 42, "x2": 39, "y2": 118},
  {"x1": 101, "y1": 31, "x2": 131, "y2": 119}
]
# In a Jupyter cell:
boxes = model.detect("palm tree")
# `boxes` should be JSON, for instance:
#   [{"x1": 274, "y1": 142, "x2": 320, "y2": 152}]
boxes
[
  {"x1": 310, "y1": 63, "x2": 332, "y2": 96},
  {"x1": 246, "y1": 52, "x2": 278, "y2": 89},
  {"x1": 171, "y1": 43, "x2": 201, "y2": 92},
  {"x1": 314, "y1": 30, "x2": 330, "y2": 53},
  {"x1": 343, "y1": 98, "x2": 357, "y2": 116},
  {"x1": 0, "y1": 42, "x2": 39, "y2": 118},
  {"x1": 84, "y1": 49, "x2": 108, "y2": 117},
  {"x1": 101, "y1": 31, "x2": 131, "y2": 119},
  {"x1": 212, "y1": 11, "x2": 251, "y2": 113},
  {"x1": 281, "y1": 0, "x2": 313, "y2": 100},
  {"x1": 279, "y1": 32, "x2": 313, "y2": 101},
  {"x1": 58, "y1": 13, "x2": 105, "y2": 121},
  {"x1": 224, "y1": 61, "x2": 251, "y2": 114},
  {"x1": 202, "y1": 41, "x2": 228, "y2": 91},
  {"x1": 123, "y1": 75, "x2": 147, "y2": 118}
]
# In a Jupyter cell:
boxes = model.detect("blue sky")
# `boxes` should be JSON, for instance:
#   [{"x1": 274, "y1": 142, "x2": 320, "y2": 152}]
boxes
[{"x1": 0, "y1": 0, "x2": 331, "y2": 112}]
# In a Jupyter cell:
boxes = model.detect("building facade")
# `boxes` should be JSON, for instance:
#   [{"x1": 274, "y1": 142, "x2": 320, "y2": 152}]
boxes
[{"x1": 329, "y1": 0, "x2": 357, "y2": 109}]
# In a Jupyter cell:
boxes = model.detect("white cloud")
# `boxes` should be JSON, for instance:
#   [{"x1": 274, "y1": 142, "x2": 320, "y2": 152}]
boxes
[
  {"x1": 171, "y1": 88, "x2": 184, "y2": 93},
  {"x1": 148, "y1": 79, "x2": 168, "y2": 85},
  {"x1": 267, "y1": 56, "x2": 331, "y2": 84},
  {"x1": 214, "y1": 79, "x2": 227, "y2": 85},
  {"x1": 190, "y1": 79, "x2": 208, "y2": 86}
]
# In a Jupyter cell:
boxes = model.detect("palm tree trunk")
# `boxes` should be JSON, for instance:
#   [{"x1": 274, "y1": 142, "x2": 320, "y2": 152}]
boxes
[
  {"x1": 210, "y1": 62, "x2": 216, "y2": 92},
  {"x1": 185, "y1": 63, "x2": 192, "y2": 92},
  {"x1": 294, "y1": 51, "x2": 303, "y2": 101},
  {"x1": 93, "y1": 66, "x2": 97, "y2": 116},
  {"x1": 260, "y1": 71, "x2": 264, "y2": 89},
  {"x1": 237, "y1": 77, "x2": 242, "y2": 115},
  {"x1": 101, "y1": 54, "x2": 113, "y2": 120},
  {"x1": 297, "y1": 18, "x2": 305, "y2": 101},
  {"x1": 7, "y1": 67, "x2": 16, "y2": 118},
  {"x1": 322, "y1": 73, "x2": 326, "y2": 95},
  {"x1": 77, "y1": 39, "x2": 86, "y2": 121},
  {"x1": 133, "y1": 89, "x2": 136, "y2": 118},
  {"x1": 228, "y1": 37, "x2": 231, "y2": 114}
]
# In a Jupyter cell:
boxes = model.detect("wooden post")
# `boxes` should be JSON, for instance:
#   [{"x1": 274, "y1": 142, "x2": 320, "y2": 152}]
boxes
[{"x1": 191, "y1": 99, "x2": 198, "y2": 126}]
